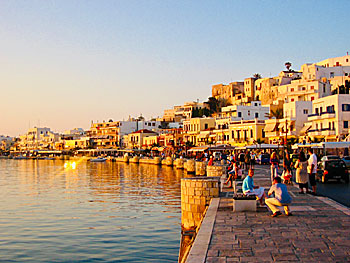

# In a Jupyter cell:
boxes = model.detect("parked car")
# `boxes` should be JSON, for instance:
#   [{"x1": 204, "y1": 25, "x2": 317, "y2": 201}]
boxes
[
  {"x1": 320, "y1": 155, "x2": 340, "y2": 161},
  {"x1": 316, "y1": 157, "x2": 349, "y2": 183},
  {"x1": 342, "y1": 156, "x2": 350, "y2": 169},
  {"x1": 255, "y1": 154, "x2": 270, "y2": 165}
]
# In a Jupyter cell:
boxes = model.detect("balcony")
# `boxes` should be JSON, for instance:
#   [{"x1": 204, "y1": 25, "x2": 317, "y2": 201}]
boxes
[
  {"x1": 307, "y1": 113, "x2": 320, "y2": 121},
  {"x1": 320, "y1": 111, "x2": 336, "y2": 119}
]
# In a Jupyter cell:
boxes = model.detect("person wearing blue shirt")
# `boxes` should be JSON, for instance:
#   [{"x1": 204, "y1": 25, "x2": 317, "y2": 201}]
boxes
[
  {"x1": 266, "y1": 176, "x2": 293, "y2": 217},
  {"x1": 242, "y1": 169, "x2": 265, "y2": 205}
]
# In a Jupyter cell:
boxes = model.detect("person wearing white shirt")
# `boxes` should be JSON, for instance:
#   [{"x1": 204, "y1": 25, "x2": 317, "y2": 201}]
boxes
[{"x1": 307, "y1": 148, "x2": 318, "y2": 195}]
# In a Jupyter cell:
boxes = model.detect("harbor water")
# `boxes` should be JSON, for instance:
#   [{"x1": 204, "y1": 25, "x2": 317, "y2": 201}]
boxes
[{"x1": 0, "y1": 159, "x2": 185, "y2": 262}]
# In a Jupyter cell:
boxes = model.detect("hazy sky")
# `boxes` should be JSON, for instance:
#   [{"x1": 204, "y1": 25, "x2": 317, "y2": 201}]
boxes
[{"x1": 1, "y1": 0, "x2": 349, "y2": 136}]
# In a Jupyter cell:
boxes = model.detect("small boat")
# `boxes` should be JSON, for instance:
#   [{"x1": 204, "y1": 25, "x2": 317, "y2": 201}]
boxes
[{"x1": 89, "y1": 157, "x2": 107, "y2": 163}]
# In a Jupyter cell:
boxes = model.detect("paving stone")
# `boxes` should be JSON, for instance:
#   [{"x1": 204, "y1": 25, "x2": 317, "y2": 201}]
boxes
[{"x1": 188, "y1": 165, "x2": 350, "y2": 263}]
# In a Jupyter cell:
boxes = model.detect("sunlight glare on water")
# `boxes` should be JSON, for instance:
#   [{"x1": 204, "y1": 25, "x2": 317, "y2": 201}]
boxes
[{"x1": 0, "y1": 159, "x2": 185, "y2": 262}]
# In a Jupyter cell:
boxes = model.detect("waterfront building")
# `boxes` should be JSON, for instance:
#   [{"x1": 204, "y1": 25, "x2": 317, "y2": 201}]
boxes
[
  {"x1": 0, "y1": 135, "x2": 14, "y2": 151},
  {"x1": 227, "y1": 119, "x2": 267, "y2": 146},
  {"x1": 158, "y1": 128, "x2": 183, "y2": 147},
  {"x1": 127, "y1": 129, "x2": 159, "y2": 149},
  {"x1": 88, "y1": 119, "x2": 162, "y2": 148},
  {"x1": 18, "y1": 127, "x2": 60, "y2": 151},
  {"x1": 63, "y1": 137, "x2": 92, "y2": 150},
  {"x1": 304, "y1": 94, "x2": 350, "y2": 142},
  {"x1": 183, "y1": 117, "x2": 215, "y2": 146},
  {"x1": 143, "y1": 135, "x2": 159, "y2": 148},
  {"x1": 213, "y1": 102, "x2": 269, "y2": 145}
]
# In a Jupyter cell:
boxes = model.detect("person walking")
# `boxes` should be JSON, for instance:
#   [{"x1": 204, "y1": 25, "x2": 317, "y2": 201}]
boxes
[
  {"x1": 266, "y1": 176, "x2": 292, "y2": 217},
  {"x1": 294, "y1": 151, "x2": 309, "y2": 194},
  {"x1": 307, "y1": 148, "x2": 318, "y2": 195},
  {"x1": 270, "y1": 152, "x2": 279, "y2": 183}
]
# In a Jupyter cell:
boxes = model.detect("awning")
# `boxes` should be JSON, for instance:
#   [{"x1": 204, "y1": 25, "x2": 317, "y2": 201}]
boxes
[
  {"x1": 209, "y1": 144, "x2": 235, "y2": 151},
  {"x1": 246, "y1": 144, "x2": 279, "y2": 149},
  {"x1": 187, "y1": 145, "x2": 209, "y2": 152},
  {"x1": 264, "y1": 123, "x2": 277, "y2": 132},
  {"x1": 299, "y1": 124, "x2": 312, "y2": 135}
]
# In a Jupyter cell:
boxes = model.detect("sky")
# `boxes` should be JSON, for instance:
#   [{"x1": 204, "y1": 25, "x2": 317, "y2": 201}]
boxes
[{"x1": 0, "y1": 0, "x2": 349, "y2": 136}]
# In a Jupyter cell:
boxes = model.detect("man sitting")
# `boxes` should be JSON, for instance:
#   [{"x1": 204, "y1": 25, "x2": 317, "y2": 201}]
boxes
[
  {"x1": 242, "y1": 169, "x2": 265, "y2": 206},
  {"x1": 266, "y1": 176, "x2": 292, "y2": 217}
]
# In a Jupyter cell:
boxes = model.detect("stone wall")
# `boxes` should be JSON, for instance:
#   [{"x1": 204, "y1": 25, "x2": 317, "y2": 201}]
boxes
[{"x1": 181, "y1": 177, "x2": 220, "y2": 231}]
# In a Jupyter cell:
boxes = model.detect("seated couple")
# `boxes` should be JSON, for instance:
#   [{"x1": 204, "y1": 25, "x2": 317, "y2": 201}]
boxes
[{"x1": 242, "y1": 169, "x2": 265, "y2": 206}]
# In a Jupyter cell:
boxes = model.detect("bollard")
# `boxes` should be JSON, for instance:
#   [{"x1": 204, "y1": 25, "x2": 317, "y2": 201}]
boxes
[
  {"x1": 186, "y1": 159, "x2": 195, "y2": 173},
  {"x1": 206, "y1": 165, "x2": 224, "y2": 177},
  {"x1": 153, "y1": 157, "x2": 161, "y2": 165},
  {"x1": 195, "y1": 161, "x2": 207, "y2": 176},
  {"x1": 165, "y1": 157, "x2": 173, "y2": 166},
  {"x1": 181, "y1": 177, "x2": 220, "y2": 231},
  {"x1": 174, "y1": 158, "x2": 185, "y2": 169}
]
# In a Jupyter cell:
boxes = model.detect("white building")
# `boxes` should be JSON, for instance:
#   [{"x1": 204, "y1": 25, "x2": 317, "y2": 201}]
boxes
[
  {"x1": 304, "y1": 94, "x2": 350, "y2": 141},
  {"x1": 19, "y1": 127, "x2": 60, "y2": 150},
  {"x1": 217, "y1": 101, "x2": 270, "y2": 121}
]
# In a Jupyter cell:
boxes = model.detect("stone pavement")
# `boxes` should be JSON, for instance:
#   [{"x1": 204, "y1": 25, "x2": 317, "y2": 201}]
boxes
[{"x1": 188, "y1": 165, "x2": 350, "y2": 263}]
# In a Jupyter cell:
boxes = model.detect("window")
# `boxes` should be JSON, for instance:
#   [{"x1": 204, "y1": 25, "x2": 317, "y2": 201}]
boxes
[
  {"x1": 291, "y1": 88, "x2": 294, "y2": 92},
  {"x1": 204, "y1": 124, "x2": 208, "y2": 129},
  {"x1": 311, "y1": 96, "x2": 315, "y2": 101},
  {"x1": 315, "y1": 108, "x2": 319, "y2": 115},
  {"x1": 330, "y1": 72, "x2": 334, "y2": 78},
  {"x1": 310, "y1": 86, "x2": 314, "y2": 90},
  {"x1": 250, "y1": 129, "x2": 253, "y2": 138},
  {"x1": 323, "y1": 84, "x2": 326, "y2": 93},
  {"x1": 332, "y1": 122, "x2": 335, "y2": 130},
  {"x1": 342, "y1": 104, "x2": 350, "y2": 111},
  {"x1": 255, "y1": 112, "x2": 259, "y2": 118},
  {"x1": 316, "y1": 124, "x2": 318, "y2": 131},
  {"x1": 326, "y1": 105, "x2": 335, "y2": 113},
  {"x1": 232, "y1": 131, "x2": 235, "y2": 138},
  {"x1": 303, "y1": 109, "x2": 308, "y2": 114},
  {"x1": 248, "y1": 110, "x2": 250, "y2": 116},
  {"x1": 344, "y1": 121, "x2": 349, "y2": 129},
  {"x1": 238, "y1": 112, "x2": 242, "y2": 118},
  {"x1": 302, "y1": 87, "x2": 306, "y2": 91},
  {"x1": 291, "y1": 98, "x2": 294, "y2": 102}
]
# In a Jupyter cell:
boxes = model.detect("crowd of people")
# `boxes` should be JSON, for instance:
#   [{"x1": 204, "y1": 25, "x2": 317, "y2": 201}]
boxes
[{"x1": 221, "y1": 148, "x2": 319, "y2": 218}]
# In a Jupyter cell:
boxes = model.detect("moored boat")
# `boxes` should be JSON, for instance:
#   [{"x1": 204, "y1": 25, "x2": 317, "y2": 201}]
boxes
[{"x1": 89, "y1": 157, "x2": 107, "y2": 162}]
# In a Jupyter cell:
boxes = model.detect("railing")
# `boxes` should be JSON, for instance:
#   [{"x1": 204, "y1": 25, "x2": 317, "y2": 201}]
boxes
[
  {"x1": 308, "y1": 113, "x2": 319, "y2": 117},
  {"x1": 320, "y1": 111, "x2": 335, "y2": 115}
]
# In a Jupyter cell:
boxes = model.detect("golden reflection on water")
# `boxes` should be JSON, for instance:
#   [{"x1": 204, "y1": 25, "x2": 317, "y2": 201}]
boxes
[{"x1": 0, "y1": 159, "x2": 185, "y2": 262}]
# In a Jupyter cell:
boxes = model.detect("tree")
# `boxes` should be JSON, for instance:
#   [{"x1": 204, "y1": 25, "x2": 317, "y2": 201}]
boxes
[
  {"x1": 205, "y1": 97, "x2": 220, "y2": 115},
  {"x1": 253, "y1": 73, "x2": 262, "y2": 79},
  {"x1": 266, "y1": 108, "x2": 283, "y2": 119}
]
